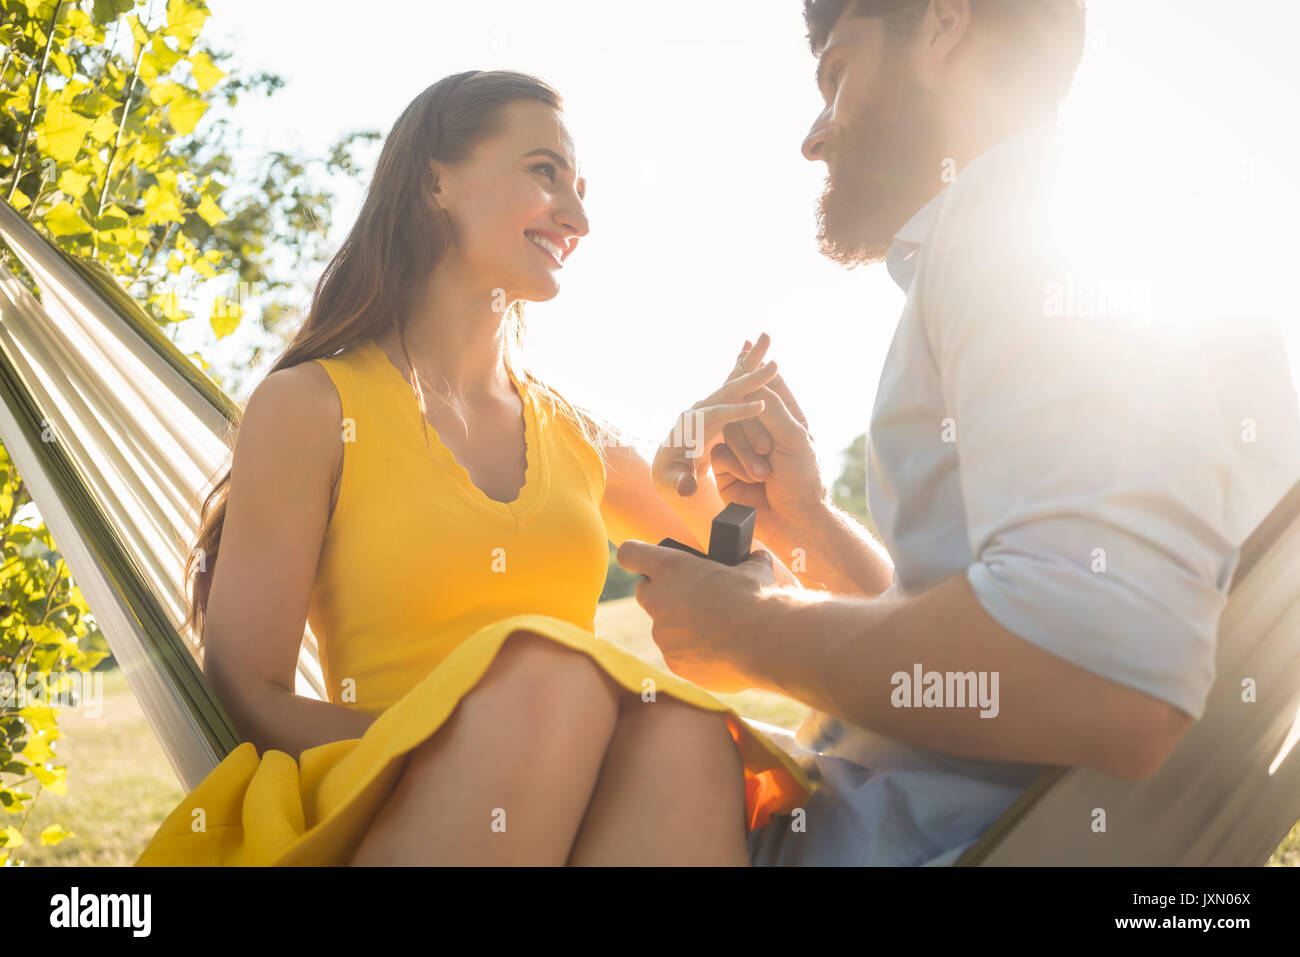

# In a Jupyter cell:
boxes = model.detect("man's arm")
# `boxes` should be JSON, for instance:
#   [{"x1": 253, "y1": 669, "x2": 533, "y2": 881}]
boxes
[
  {"x1": 740, "y1": 572, "x2": 1194, "y2": 780},
  {"x1": 757, "y1": 492, "x2": 894, "y2": 597}
]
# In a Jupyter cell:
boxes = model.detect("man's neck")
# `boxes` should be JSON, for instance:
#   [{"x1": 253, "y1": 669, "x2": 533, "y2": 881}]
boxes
[{"x1": 943, "y1": 102, "x2": 1057, "y2": 176}]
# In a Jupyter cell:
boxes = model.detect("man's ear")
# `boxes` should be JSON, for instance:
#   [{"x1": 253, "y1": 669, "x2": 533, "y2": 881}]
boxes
[{"x1": 916, "y1": 0, "x2": 972, "y2": 83}]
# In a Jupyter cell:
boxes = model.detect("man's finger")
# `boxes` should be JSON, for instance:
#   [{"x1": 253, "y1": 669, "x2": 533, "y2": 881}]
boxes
[
  {"x1": 750, "y1": 386, "x2": 805, "y2": 445},
  {"x1": 723, "y1": 419, "x2": 767, "y2": 482},
  {"x1": 616, "y1": 539, "x2": 679, "y2": 578},
  {"x1": 766, "y1": 373, "x2": 810, "y2": 434}
]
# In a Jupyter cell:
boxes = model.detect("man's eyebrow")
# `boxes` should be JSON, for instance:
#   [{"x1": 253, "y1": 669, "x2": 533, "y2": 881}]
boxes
[{"x1": 815, "y1": 40, "x2": 844, "y2": 92}]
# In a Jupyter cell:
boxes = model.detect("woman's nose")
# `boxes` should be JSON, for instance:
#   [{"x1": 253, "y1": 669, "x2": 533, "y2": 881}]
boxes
[{"x1": 557, "y1": 200, "x2": 589, "y2": 239}]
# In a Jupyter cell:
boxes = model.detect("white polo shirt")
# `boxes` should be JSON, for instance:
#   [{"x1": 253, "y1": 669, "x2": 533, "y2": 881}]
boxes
[{"x1": 750, "y1": 123, "x2": 1300, "y2": 866}]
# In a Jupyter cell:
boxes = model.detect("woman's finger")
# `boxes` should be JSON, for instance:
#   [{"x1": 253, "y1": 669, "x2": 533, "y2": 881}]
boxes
[
  {"x1": 662, "y1": 400, "x2": 765, "y2": 496},
  {"x1": 714, "y1": 360, "x2": 778, "y2": 404},
  {"x1": 721, "y1": 339, "x2": 772, "y2": 481}
]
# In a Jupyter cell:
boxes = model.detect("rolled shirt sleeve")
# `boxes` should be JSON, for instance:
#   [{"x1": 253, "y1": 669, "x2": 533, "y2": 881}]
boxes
[{"x1": 923, "y1": 156, "x2": 1249, "y2": 722}]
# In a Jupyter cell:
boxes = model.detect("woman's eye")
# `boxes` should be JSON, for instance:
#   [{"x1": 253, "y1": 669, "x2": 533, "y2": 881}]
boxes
[{"x1": 533, "y1": 163, "x2": 556, "y2": 180}]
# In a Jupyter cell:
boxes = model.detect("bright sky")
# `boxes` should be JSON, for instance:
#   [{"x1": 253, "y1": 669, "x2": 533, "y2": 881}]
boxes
[{"x1": 189, "y1": 0, "x2": 1300, "y2": 480}]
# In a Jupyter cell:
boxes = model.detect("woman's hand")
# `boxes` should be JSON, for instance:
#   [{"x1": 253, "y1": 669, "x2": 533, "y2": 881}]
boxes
[{"x1": 651, "y1": 360, "x2": 780, "y2": 501}]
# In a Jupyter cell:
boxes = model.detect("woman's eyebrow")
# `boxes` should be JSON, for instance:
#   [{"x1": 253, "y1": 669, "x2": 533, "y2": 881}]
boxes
[
  {"x1": 523, "y1": 148, "x2": 574, "y2": 172},
  {"x1": 525, "y1": 148, "x2": 586, "y2": 197}
]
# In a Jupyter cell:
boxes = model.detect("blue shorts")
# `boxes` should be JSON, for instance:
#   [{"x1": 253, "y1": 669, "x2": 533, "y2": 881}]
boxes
[{"x1": 746, "y1": 752, "x2": 1010, "y2": 866}]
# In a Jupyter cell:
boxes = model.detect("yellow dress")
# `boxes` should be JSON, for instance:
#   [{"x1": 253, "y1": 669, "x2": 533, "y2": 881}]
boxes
[{"x1": 134, "y1": 337, "x2": 814, "y2": 865}]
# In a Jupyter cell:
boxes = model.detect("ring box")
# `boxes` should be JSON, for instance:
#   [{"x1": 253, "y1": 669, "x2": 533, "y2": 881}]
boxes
[{"x1": 657, "y1": 503, "x2": 757, "y2": 566}]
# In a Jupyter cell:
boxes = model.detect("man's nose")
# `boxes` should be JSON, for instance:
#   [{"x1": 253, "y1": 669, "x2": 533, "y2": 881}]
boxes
[{"x1": 802, "y1": 119, "x2": 829, "y2": 162}]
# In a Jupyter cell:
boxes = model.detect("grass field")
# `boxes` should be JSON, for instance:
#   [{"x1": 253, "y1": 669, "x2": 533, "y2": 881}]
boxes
[{"x1": 9, "y1": 594, "x2": 1299, "y2": 866}]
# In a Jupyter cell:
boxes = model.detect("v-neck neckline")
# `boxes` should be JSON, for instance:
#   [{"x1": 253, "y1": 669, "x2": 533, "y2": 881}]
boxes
[{"x1": 363, "y1": 337, "x2": 547, "y2": 524}]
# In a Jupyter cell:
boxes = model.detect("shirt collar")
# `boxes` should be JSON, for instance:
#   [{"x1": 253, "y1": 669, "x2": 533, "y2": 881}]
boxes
[
  {"x1": 885, "y1": 189, "x2": 946, "y2": 291},
  {"x1": 884, "y1": 121, "x2": 1061, "y2": 292}
]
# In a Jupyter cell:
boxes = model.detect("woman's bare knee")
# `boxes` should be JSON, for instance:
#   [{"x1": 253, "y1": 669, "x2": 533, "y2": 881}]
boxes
[
  {"x1": 619, "y1": 697, "x2": 745, "y2": 784},
  {"x1": 406, "y1": 630, "x2": 621, "y2": 770},
  {"x1": 469, "y1": 629, "x2": 621, "y2": 710}
]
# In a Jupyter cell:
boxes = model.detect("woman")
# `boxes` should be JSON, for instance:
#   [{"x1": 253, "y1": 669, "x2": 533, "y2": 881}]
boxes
[{"x1": 133, "y1": 70, "x2": 814, "y2": 867}]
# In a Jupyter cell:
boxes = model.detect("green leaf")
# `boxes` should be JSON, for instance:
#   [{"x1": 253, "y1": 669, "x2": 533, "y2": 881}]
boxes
[
  {"x1": 40, "y1": 823, "x2": 73, "y2": 845},
  {"x1": 56, "y1": 168, "x2": 92, "y2": 198},
  {"x1": 126, "y1": 14, "x2": 151, "y2": 60},
  {"x1": 92, "y1": 0, "x2": 135, "y2": 25},
  {"x1": 154, "y1": 290, "x2": 188, "y2": 322},
  {"x1": 163, "y1": 0, "x2": 208, "y2": 51},
  {"x1": 141, "y1": 181, "x2": 183, "y2": 226},
  {"x1": 166, "y1": 89, "x2": 208, "y2": 135},
  {"x1": 49, "y1": 50, "x2": 76, "y2": 80},
  {"x1": 37, "y1": 99, "x2": 96, "y2": 164},
  {"x1": 43, "y1": 202, "x2": 93, "y2": 237},
  {"x1": 189, "y1": 50, "x2": 225, "y2": 92},
  {"x1": 93, "y1": 203, "x2": 130, "y2": 230},
  {"x1": 147, "y1": 79, "x2": 182, "y2": 107},
  {"x1": 196, "y1": 193, "x2": 226, "y2": 227},
  {"x1": 30, "y1": 764, "x2": 67, "y2": 796},
  {"x1": 210, "y1": 297, "x2": 241, "y2": 338},
  {"x1": 87, "y1": 111, "x2": 117, "y2": 143},
  {"x1": 145, "y1": 35, "x2": 184, "y2": 78}
]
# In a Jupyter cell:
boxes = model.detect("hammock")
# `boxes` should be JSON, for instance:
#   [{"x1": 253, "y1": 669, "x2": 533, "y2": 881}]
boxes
[{"x1": 2, "y1": 196, "x2": 1298, "y2": 864}]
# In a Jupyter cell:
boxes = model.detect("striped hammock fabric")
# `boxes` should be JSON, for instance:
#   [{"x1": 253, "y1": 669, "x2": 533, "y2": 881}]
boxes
[{"x1": 1, "y1": 194, "x2": 1298, "y2": 863}]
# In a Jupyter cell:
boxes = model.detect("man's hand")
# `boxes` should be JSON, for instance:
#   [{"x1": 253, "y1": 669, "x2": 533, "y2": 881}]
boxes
[
  {"x1": 720, "y1": 334, "x2": 813, "y2": 479},
  {"x1": 711, "y1": 335, "x2": 830, "y2": 555},
  {"x1": 616, "y1": 539, "x2": 779, "y2": 694}
]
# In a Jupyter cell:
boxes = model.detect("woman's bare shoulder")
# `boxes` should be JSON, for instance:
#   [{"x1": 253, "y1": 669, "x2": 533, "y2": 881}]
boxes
[{"x1": 235, "y1": 361, "x2": 344, "y2": 489}]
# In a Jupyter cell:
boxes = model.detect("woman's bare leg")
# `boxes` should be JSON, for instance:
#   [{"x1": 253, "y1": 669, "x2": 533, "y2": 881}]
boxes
[
  {"x1": 566, "y1": 694, "x2": 751, "y2": 866},
  {"x1": 348, "y1": 631, "x2": 622, "y2": 865}
]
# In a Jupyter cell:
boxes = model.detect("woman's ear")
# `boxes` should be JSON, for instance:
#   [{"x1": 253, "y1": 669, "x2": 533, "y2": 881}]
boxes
[{"x1": 424, "y1": 159, "x2": 447, "y2": 211}]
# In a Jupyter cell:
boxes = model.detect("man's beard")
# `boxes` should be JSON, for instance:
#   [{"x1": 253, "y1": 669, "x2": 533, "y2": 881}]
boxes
[{"x1": 815, "y1": 69, "x2": 947, "y2": 268}]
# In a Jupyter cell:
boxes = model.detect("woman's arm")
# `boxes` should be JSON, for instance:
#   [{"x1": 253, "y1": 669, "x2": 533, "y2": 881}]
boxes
[{"x1": 200, "y1": 363, "x2": 376, "y2": 761}]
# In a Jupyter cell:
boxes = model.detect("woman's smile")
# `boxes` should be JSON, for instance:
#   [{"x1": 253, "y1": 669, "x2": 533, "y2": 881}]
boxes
[{"x1": 524, "y1": 228, "x2": 567, "y2": 267}]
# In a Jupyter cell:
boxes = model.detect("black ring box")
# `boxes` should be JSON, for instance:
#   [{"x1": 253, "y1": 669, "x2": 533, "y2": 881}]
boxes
[{"x1": 656, "y1": 503, "x2": 757, "y2": 566}]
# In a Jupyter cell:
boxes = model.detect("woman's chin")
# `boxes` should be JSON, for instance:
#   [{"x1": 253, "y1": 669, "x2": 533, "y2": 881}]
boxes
[{"x1": 518, "y1": 275, "x2": 562, "y2": 303}]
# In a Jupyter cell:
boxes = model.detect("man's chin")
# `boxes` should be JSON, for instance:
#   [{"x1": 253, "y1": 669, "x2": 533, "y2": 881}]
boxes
[{"x1": 815, "y1": 222, "x2": 892, "y2": 268}]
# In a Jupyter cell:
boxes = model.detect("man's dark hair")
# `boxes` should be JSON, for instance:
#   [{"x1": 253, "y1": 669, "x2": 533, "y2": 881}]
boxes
[{"x1": 803, "y1": 0, "x2": 1087, "y2": 106}]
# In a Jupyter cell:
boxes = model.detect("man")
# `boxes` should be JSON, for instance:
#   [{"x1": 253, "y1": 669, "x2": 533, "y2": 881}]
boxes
[{"x1": 617, "y1": 0, "x2": 1300, "y2": 865}]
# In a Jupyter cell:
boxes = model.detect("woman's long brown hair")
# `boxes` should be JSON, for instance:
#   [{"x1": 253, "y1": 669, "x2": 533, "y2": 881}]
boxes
[{"x1": 183, "y1": 70, "x2": 626, "y2": 650}]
